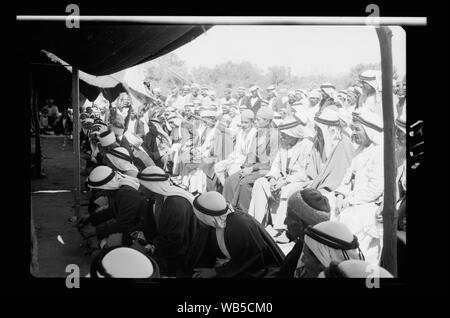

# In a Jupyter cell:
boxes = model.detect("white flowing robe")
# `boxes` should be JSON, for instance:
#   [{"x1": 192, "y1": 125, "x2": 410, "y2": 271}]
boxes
[{"x1": 333, "y1": 143, "x2": 384, "y2": 265}]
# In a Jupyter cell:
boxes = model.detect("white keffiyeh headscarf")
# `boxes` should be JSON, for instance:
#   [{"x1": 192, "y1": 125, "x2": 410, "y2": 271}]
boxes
[
  {"x1": 87, "y1": 166, "x2": 140, "y2": 191},
  {"x1": 137, "y1": 166, "x2": 194, "y2": 204},
  {"x1": 295, "y1": 221, "x2": 364, "y2": 277},
  {"x1": 314, "y1": 107, "x2": 343, "y2": 159},
  {"x1": 105, "y1": 147, "x2": 139, "y2": 176},
  {"x1": 352, "y1": 108, "x2": 384, "y2": 145}
]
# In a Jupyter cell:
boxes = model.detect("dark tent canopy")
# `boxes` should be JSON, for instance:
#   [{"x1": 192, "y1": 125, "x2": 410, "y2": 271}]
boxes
[
  {"x1": 19, "y1": 23, "x2": 210, "y2": 76},
  {"x1": 19, "y1": 22, "x2": 210, "y2": 108}
]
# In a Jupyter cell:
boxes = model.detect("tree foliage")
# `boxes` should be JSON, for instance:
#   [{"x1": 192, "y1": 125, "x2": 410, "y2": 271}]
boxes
[{"x1": 145, "y1": 53, "x2": 384, "y2": 97}]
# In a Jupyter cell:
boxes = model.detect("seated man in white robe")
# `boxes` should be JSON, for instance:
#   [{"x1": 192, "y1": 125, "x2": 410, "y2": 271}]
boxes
[
  {"x1": 214, "y1": 109, "x2": 257, "y2": 187},
  {"x1": 358, "y1": 70, "x2": 382, "y2": 117},
  {"x1": 333, "y1": 109, "x2": 384, "y2": 265},
  {"x1": 180, "y1": 107, "x2": 221, "y2": 193},
  {"x1": 247, "y1": 115, "x2": 314, "y2": 234}
]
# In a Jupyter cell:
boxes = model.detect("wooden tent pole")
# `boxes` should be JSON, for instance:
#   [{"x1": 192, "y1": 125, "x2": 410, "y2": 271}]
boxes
[
  {"x1": 72, "y1": 68, "x2": 81, "y2": 217},
  {"x1": 376, "y1": 26, "x2": 398, "y2": 277},
  {"x1": 31, "y1": 73, "x2": 43, "y2": 178}
]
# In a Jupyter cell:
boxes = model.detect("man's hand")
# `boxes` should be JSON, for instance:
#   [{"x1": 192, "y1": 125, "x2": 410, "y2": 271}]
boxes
[
  {"x1": 79, "y1": 224, "x2": 96, "y2": 238},
  {"x1": 192, "y1": 268, "x2": 217, "y2": 278},
  {"x1": 269, "y1": 177, "x2": 278, "y2": 192},
  {"x1": 77, "y1": 213, "x2": 90, "y2": 226},
  {"x1": 274, "y1": 177, "x2": 288, "y2": 191},
  {"x1": 335, "y1": 195, "x2": 349, "y2": 214},
  {"x1": 240, "y1": 167, "x2": 253, "y2": 177}
]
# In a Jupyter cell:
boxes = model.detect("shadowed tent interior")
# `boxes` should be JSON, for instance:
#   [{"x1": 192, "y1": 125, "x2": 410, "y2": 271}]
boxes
[
  {"x1": 20, "y1": 23, "x2": 210, "y2": 75},
  {"x1": 19, "y1": 23, "x2": 210, "y2": 107}
]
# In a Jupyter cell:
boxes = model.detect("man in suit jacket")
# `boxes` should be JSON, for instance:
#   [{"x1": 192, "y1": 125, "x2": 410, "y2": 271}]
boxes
[
  {"x1": 236, "y1": 87, "x2": 249, "y2": 110},
  {"x1": 266, "y1": 85, "x2": 284, "y2": 113},
  {"x1": 222, "y1": 107, "x2": 279, "y2": 214},
  {"x1": 245, "y1": 86, "x2": 263, "y2": 115}
]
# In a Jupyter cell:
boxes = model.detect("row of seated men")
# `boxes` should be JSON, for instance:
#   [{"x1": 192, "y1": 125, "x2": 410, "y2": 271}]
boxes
[{"x1": 76, "y1": 99, "x2": 406, "y2": 278}]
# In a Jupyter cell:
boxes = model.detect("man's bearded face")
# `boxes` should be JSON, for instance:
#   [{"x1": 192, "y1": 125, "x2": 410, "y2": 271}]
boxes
[
  {"x1": 309, "y1": 97, "x2": 319, "y2": 106},
  {"x1": 347, "y1": 95, "x2": 356, "y2": 105},
  {"x1": 361, "y1": 82, "x2": 375, "y2": 94},
  {"x1": 256, "y1": 117, "x2": 270, "y2": 128},
  {"x1": 241, "y1": 118, "x2": 253, "y2": 130},
  {"x1": 280, "y1": 132, "x2": 299, "y2": 149},
  {"x1": 351, "y1": 122, "x2": 371, "y2": 147}
]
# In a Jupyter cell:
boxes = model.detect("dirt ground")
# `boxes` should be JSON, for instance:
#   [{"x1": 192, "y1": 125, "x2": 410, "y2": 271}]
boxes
[{"x1": 31, "y1": 135, "x2": 93, "y2": 277}]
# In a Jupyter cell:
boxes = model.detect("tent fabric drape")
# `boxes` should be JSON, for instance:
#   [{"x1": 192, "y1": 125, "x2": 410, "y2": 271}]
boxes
[{"x1": 20, "y1": 23, "x2": 210, "y2": 76}]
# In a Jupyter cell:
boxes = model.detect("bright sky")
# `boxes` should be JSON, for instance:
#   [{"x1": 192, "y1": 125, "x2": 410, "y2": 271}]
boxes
[{"x1": 172, "y1": 25, "x2": 406, "y2": 77}]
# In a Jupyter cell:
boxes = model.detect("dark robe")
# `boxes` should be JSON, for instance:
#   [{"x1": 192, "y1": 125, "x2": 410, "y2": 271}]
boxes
[
  {"x1": 80, "y1": 130, "x2": 90, "y2": 153},
  {"x1": 307, "y1": 133, "x2": 354, "y2": 192},
  {"x1": 245, "y1": 97, "x2": 262, "y2": 115},
  {"x1": 89, "y1": 185, "x2": 153, "y2": 246},
  {"x1": 276, "y1": 239, "x2": 304, "y2": 278},
  {"x1": 185, "y1": 212, "x2": 285, "y2": 278},
  {"x1": 223, "y1": 127, "x2": 278, "y2": 212},
  {"x1": 142, "y1": 122, "x2": 164, "y2": 169},
  {"x1": 237, "y1": 96, "x2": 250, "y2": 108},
  {"x1": 223, "y1": 171, "x2": 265, "y2": 213},
  {"x1": 151, "y1": 195, "x2": 199, "y2": 277}
]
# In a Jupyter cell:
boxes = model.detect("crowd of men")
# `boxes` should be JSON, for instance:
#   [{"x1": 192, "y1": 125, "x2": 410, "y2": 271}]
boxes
[{"x1": 72, "y1": 69, "x2": 407, "y2": 278}]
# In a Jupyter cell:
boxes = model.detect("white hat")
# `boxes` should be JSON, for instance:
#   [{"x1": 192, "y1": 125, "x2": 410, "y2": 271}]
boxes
[
  {"x1": 352, "y1": 108, "x2": 384, "y2": 145},
  {"x1": 256, "y1": 107, "x2": 274, "y2": 120},
  {"x1": 249, "y1": 86, "x2": 259, "y2": 92},
  {"x1": 266, "y1": 85, "x2": 276, "y2": 91},
  {"x1": 320, "y1": 83, "x2": 336, "y2": 90},
  {"x1": 241, "y1": 109, "x2": 255, "y2": 121},
  {"x1": 193, "y1": 191, "x2": 228, "y2": 217},
  {"x1": 278, "y1": 116, "x2": 305, "y2": 139},
  {"x1": 308, "y1": 90, "x2": 322, "y2": 99},
  {"x1": 98, "y1": 130, "x2": 117, "y2": 147},
  {"x1": 100, "y1": 247, "x2": 155, "y2": 278},
  {"x1": 359, "y1": 70, "x2": 381, "y2": 91},
  {"x1": 124, "y1": 131, "x2": 143, "y2": 148},
  {"x1": 337, "y1": 260, "x2": 393, "y2": 278},
  {"x1": 87, "y1": 166, "x2": 116, "y2": 189},
  {"x1": 303, "y1": 221, "x2": 363, "y2": 268},
  {"x1": 314, "y1": 107, "x2": 341, "y2": 126}
]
